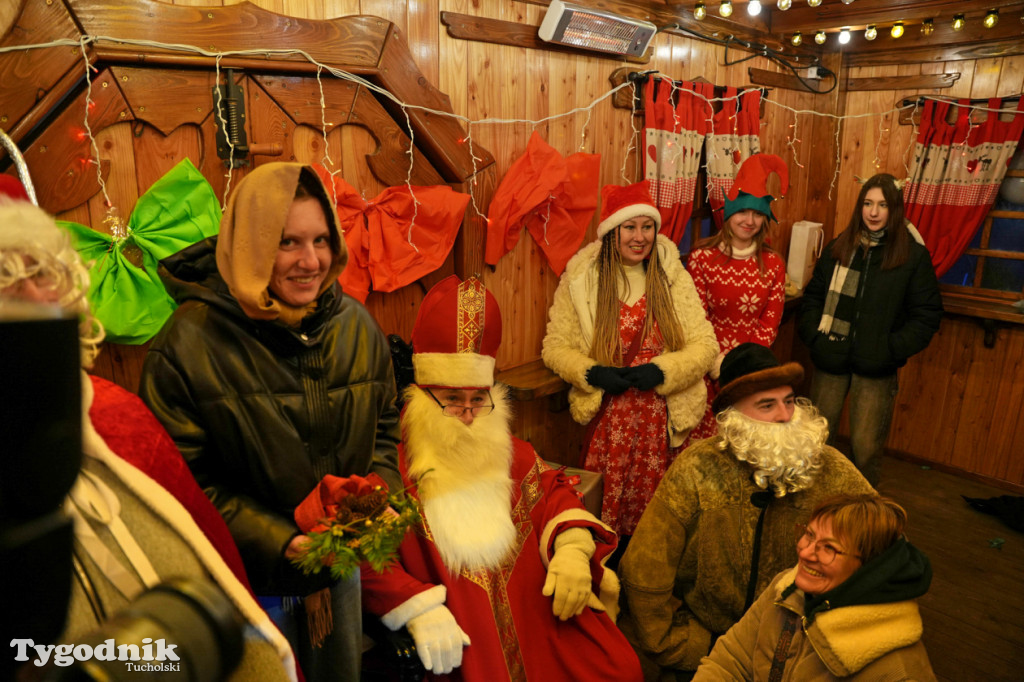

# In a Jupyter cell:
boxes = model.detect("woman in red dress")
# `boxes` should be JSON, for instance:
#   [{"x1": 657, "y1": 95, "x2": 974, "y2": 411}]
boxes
[
  {"x1": 542, "y1": 181, "x2": 717, "y2": 559},
  {"x1": 688, "y1": 154, "x2": 789, "y2": 441}
]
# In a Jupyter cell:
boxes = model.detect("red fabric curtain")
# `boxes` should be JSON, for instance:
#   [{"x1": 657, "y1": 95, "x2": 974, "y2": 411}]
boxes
[
  {"x1": 642, "y1": 78, "x2": 711, "y2": 243},
  {"x1": 904, "y1": 97, "x2": 1024, "y2": 276},
  {"x1": 703, "y1": 86, "x2": 762, "y2": 230}
]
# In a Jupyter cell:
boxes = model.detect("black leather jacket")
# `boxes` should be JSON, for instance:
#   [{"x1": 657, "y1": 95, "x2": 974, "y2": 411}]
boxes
[
  {"x1": 139, "y1": 237, "x2": 401, "y2": 594},
  {"x1": 798, "y1": 231, "x2": 943, "y2": 378}
]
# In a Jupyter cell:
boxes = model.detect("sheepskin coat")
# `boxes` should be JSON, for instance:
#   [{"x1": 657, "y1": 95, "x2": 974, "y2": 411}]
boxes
[
  {"x1": 542, "y1": 234, "x2": 718, "y2": 447},
  {"x1": 693, "y1": 567, "x2": 937, "y2": 681}
]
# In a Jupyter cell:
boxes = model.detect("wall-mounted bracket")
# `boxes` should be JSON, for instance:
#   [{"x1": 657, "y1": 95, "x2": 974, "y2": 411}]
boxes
[{"x1": 213, "y1": 69, "x2": 249, "y2": 169}]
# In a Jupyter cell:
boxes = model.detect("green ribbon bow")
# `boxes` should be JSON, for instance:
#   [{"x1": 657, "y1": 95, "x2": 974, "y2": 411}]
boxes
[{"x1": 59, "y1": 159, "x2": 221, "y2": 344}]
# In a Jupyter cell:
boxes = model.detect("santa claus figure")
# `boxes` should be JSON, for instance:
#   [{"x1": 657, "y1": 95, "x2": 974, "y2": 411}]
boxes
[{"x1": 361, "y1": 275, "x2": 642, "y2": 681}]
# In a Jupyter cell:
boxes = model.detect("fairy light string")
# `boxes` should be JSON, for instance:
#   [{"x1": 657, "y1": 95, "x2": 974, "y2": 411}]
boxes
[{"x1": 6, "y1": 35, "x2": 1020, "y2": 224}]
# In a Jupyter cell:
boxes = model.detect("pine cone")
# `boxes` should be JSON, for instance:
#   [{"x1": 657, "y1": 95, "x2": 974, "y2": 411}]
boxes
[
  {"x1": 334, "y1": 506, "x2": 353, "y2": 524},
  {"x1": 350, "y1": 490, "x2": 388, "y2": 518}
]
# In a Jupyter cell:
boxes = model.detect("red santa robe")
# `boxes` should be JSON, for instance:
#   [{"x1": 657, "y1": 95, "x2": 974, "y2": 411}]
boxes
[{"x1": 361, "y1": 437, "x2": 642, "y2": 681}]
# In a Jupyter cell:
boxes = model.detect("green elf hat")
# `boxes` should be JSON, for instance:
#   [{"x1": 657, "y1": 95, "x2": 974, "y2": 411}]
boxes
[{"x1": 723, "y1": 154, "x2": 789, "y2": 223}]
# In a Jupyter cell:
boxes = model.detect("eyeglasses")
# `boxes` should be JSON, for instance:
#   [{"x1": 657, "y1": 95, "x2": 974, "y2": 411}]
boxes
[
  {"x1": 794, "y1": 522, "x2": 861, "y2": 565},
  {"x1": 426, "y1": 388, "x2": 494, "y2": 418}
]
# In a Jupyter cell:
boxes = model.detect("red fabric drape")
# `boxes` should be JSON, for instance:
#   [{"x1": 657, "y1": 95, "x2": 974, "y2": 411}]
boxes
[
  {"x1": 485, "y1": 131, "x2": 600, "y2": 275},
  {"x1": 642, "y1": 78, "x2": 711, "y2": 243},
  {"x1": 903, "y1": 97, "x2": 1024, "y2": 276},
  {"x1": 703, "y1": 86, "x2": 762, "y2": 230},
  {"x1": 315, "y1": 168, "x2": 470, "y2": 302}
]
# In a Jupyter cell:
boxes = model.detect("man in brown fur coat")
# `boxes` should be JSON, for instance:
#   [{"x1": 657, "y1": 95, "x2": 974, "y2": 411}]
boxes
[{"x1": 618, "y1": 343, "x2": 874, "y2": 681}]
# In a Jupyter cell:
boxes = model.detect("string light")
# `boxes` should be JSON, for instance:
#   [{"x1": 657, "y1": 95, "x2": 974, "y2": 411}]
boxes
[
  {"x1": 791, "y1": 31, "x2": 802, "y2": 45},
  {"x1": 807, "y1": 0, "x2": 821, "y2": 6},
  {"x1": 952, "y1": 14, "x2": 965, "y2": 31},
  {"x1": 840, "y1": 0, "x2": 854, "y2": 4},
  {"x1": 838, "y1": 28, "x2": 851, "y2": 44},
  {"x1": 719, "y1": 0, "x2": 732, "y2": 17},
  {"x1": 890, "y1": 22, "x2": 904, "y2": 38},
  {"x1": 983, "y1": 10, "x2": 999, "y2": 28},
  {"x1": 747, "y1": 0, "x2": 762, "y2": 16},
  {"x1": 920, "y1": 18, "x2": 934, "y2": 35},
  {"x1": 694, "y1": 2, "x2": 707, "y2": 20},
  {"x1": 777, "y1": 0, "x2": 792, "y2": 10},
  {"x1": 864, "y1": 25, "x2": 877, "y2": 40},
  {"x1": 814, "y1": 30, "x2": 827, "y2": 44}
]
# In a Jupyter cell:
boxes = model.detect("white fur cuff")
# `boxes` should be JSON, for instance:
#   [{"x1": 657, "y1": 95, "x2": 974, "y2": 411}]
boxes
[{"x1": 381, "y1": 585, "x2": 447, "y2": 631}]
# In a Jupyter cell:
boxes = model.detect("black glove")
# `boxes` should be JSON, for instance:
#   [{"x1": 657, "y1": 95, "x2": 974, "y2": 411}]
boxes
[
  {"x1": 628, "y1": 363, "x2": 664, "y2": 391},
  {"x1": 586, "y1": 365, "x2": 632, "y2": 395}
]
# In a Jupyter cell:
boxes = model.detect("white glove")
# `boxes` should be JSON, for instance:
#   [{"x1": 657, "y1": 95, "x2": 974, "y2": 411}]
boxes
[
  {"x1": 405, "y1": 604, "x2": 471, "y2": 675},
  {"x1": 542, "y1": 527, "x2": 602, "y2": 621}
]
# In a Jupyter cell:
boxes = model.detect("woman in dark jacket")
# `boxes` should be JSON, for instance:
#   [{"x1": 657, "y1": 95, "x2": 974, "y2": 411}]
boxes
[
  {"x1": 797, "y1": 173, "x2": 942, "y2": 485},
  {"x1": 139, "y1": 163, "x2": 402, "y2": 681}
]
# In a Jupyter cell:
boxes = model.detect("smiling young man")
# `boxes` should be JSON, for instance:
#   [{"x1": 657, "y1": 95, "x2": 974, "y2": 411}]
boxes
[
  {"x1": 618, "y1": 343, "x2": 874, "y2": 680},
  {"x1": 139, "y1": 163, "x2": 402, "y2": 681}
]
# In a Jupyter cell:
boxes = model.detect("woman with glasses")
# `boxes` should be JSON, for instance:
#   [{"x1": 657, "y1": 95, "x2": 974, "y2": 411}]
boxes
[
  {"x1": 694, "y1": 494, "x2": 937, "y2": 681},
  {"x1": 542, "y1": 181, "x2": 717, "y2": 561}
]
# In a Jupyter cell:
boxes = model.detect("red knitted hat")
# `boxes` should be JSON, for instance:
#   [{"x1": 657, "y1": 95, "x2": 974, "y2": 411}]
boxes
[
  {"x1": 597, "y1": 180, "x2": 661, "y2": 239},
  {"x1": 411, "y1": 275, "x2": 502, "y2": 388}
]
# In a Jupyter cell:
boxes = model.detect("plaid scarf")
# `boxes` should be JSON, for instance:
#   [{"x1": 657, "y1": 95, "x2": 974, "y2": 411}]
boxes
[{"x1": 817, "y1": 230, "x2": 885, "y2": 340}]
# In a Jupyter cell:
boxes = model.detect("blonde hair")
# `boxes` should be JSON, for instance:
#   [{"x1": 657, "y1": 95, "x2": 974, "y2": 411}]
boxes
[
  {"x1": 590, "y1": 227, "x2": 685, "y2": 365},
  {"x1": 0, "y1": 200, "x2": 104, "y2": 367},
  {"x1": 810, "y1": 494, "x2": 908, "y2": 564}
]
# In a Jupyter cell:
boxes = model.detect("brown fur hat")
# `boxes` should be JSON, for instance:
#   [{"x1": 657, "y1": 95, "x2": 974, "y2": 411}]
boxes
[{"x1": 712, "y1": 342, "x2": 803, "y2": 414}]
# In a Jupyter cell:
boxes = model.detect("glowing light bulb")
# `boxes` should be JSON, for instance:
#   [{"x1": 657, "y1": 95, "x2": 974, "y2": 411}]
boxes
[
  {"x1": 920, "y1": 18, "x2": 934, "y2": 35},
  {"x1": 890, "y1": 22, "x2": 904, "y2": 38},
  {"x1": 840, "y1": 0, "x2": 854, "y2": 3},
  {"x1": 719, "y1": 0, "x2": 733, "y2": 17},
  {"x1": 777, "y1": 0, "x2": 792, "y2": 10},
  {"x1": 814, "y1": 30, "x2": 827, "y2": 44},
  {"x1": 952, "y1": 14, "x2": 965, "y2": 31},
  {"x1": 838, "y1": 28, "x2": 851, "y2": 44},
  {"x1": 983, "y1": 10, "x2": 999, "y2": 28},
  {"x1": 747, "y1": 0, "x2": 762, "y2": 16},
  {"x1": 807, "y1": 0, "x2": 822, "y2": 6},
  {"x1": 791, "y1": 31, "x2": 802, "y2": 45},
  {"x1": 864, "y1": 25, "x2": 877, "y2": 40},
  {"x1": 694, "y1": 1, "x2": 707, "y2": 19}
]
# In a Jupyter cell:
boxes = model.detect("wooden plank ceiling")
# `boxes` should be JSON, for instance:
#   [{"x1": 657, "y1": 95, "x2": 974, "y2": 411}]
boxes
[{"x1": 541, "y1": 0, "x2": 1024, "y2": 65}]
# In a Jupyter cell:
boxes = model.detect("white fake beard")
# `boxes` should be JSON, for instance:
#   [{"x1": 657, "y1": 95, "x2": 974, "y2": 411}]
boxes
[
  {"x1": 715, "y1": 400, "x2": 829, "y2": 497},
  {"x1": 402, "y1": 385, "x2": 517, "y2": 573}
]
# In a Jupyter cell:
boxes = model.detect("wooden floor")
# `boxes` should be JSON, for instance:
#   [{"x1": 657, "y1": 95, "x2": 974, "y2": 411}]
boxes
[{"x1": 876, "y1": 456, "x2": 1024, "y2": 682}]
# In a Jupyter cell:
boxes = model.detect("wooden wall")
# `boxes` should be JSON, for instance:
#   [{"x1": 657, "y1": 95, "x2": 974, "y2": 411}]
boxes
[{"x1": 830, "y1": 54, "x2": 1024, "y2": 490}]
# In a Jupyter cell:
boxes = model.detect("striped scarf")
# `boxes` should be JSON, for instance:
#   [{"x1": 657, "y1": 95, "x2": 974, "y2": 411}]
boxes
[{"x1": 817, "y1": 230, "x2": 885, "y2": 340}]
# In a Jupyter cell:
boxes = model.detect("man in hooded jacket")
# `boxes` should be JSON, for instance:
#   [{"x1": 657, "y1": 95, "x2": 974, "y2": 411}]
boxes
[{"x1": 140, "y1": 162, "x2": 402, "y2": 681}]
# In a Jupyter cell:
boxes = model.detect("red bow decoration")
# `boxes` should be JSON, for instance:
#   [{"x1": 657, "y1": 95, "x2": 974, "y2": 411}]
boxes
[
  {"x1": 314, "y1": 167, "x2": 470, "y2": 303},
  {"x1": 294, "y1": 473, "x2": 389, "y2": 534},
  {"x1": 485, "y1": 131, "x2": 600, "y2": 275}
]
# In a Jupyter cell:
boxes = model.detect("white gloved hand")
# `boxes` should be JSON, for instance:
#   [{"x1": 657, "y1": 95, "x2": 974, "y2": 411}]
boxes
[
  {"x1": 405, "y1": 604, "x2": 471, "y2": 675},
  {"x1": 542, "y1": 527, "x2": 600, "y2": 621}
]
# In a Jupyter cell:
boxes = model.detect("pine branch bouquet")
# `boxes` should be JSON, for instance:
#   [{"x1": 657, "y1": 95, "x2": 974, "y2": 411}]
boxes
[{"x1": 291, "y1": 473, "x2": 421, "y2": 581}]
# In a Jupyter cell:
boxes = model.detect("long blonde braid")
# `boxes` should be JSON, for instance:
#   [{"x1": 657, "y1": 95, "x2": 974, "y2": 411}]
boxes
[{"x1": 589, "y1": 228, "x2": 685, "y2": 365}]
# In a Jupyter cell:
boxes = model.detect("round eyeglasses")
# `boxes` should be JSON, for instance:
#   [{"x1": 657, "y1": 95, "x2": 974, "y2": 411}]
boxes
[
  {"x1": 426, "y1": 388, "x2": 494, "y2": 418},
  {"x1": 794, "y1": 522, "x2": 860, "y2": 565}
]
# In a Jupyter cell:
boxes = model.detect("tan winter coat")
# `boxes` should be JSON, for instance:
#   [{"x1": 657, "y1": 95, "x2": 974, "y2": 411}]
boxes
[
  {"x1": 618, "y1": 438, "x2": 874, "y2": 678},
  {"x1": 694, "y1": 567, "x2": 937, "y2": 681},
  {"x1": 542, "y1": 234, "x2": 718, "y2": 447}
]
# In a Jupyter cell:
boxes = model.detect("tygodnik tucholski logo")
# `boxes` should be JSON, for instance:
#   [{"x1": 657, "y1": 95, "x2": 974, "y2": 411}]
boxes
[{"x1": 10, "y1": 637, "x2": 181, "y2": 671}]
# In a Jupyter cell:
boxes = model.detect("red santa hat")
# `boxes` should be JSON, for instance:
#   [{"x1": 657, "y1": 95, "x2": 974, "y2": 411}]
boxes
[
  {"x1": 411, "y1": 275, "x2": 502, "y2": 389},
  {"x1": 596, "y1": 180, "x2": 661, "y2": 239},
  {"x1": 0, "y1": 174, "x2": 31, "y2": 203}
]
